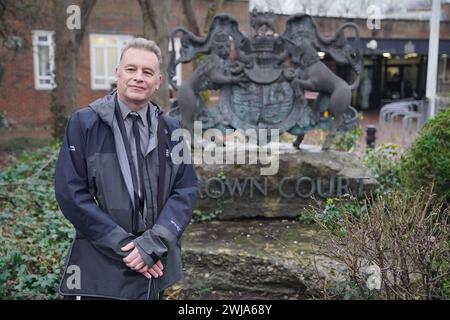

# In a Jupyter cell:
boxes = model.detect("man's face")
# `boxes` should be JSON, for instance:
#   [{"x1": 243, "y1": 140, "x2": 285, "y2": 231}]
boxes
[{"x1": 115, "y1": 48, "x2": 161, "y2": 109}]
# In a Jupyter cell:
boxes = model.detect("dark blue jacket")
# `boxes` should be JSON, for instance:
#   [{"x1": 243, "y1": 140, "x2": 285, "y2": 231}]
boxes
[{"x1": 55, "y1": 92, "x2": 197, "y2": 299}]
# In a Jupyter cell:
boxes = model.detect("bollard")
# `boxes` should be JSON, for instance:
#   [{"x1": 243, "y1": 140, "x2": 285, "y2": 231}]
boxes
[{"x1": 366, "y1": 125, "x2": 376, "y2": 149}]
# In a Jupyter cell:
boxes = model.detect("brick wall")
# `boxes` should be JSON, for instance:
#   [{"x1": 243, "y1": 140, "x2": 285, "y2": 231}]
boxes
[
  {"x1": 0, "y1": 0, "x2": 449, "y2": 128},
  {"x1": 0, "y1": 0, "x2": 250, "y2": 128}
]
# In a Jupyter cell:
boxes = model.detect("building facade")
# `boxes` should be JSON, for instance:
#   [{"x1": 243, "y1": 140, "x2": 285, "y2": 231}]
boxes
[{"x1": 0, "y1": 0, "x2": 449, "y2": 130}]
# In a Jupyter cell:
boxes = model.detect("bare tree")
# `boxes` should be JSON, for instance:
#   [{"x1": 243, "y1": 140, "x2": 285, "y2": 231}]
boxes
[
  {"x1": 353, "y1": 0, "x2": 365, "y2": 16},
  {"x1": 52, "y1": 0, "x2": 96, "y2": 140},
  {"x1": 339, "y1": 0, "x2": 355, "y2": 17},
  {"x1": 414, "y1": 0, "x2": 432, "y2": 9},
  {"x1": 137, "y1": 0, "x2": 171, "y2": 110},
  {"x1": 179, "y1": 0, "x2": 223, "y2": 78},
  {"x1": 251, "y1": 0, "x2": 283, "y2": 13},
  {"x1": 384, "y1": 0, "x2": 406, "y2": 14},
  {"x1": 299, "y1": 1, "x2": 310, "y2": 15},
  {"x1": 252, "y1": 0, "x2": 429, "y2": 17},
  {"x1": 181, "y1": 0, "x2": 224, "y2": 36},
  {"x1": 203, "y1": 0, "x2": 224, "y2": 34},
  {"x1": 182, "y1": 0, "x2": 201, "y2": 36},
  {"x1": 252, "y1": 0, "x2": 333, "y2": 16},
  {"x1": 315, "y1": 0, "x2": 333, "y2": 16}
]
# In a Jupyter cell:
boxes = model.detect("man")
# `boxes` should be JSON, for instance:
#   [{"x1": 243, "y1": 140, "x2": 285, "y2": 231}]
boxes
[{"x1": 55, "y1": 38, "x2": 197, "y2": 300}]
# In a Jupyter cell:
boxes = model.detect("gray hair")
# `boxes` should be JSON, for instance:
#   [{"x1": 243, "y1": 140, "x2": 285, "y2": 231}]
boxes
[{"x1": 119, "y1": 37, "x2": 162, "y2": 67}]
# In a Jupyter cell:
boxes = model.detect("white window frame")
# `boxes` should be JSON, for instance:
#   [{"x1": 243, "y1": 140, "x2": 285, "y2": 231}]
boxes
[
  {"x1": 32, "y1": 30, "x2": 55, "y2": 90},
  {"x1": 89, "y1": 33, "x2": 133, "y2": 90},
  {"x1": 169, "y1": 37, "x2": 182, "y2": 87}
]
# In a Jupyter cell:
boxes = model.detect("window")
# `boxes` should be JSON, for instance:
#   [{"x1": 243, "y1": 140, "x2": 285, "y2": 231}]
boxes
[
  {"x1": 32, "y1": 30, "x2": 55, "y2": 90},
  {"x1": 90, "y1": 34, "x2": 133, "y2": 90}
]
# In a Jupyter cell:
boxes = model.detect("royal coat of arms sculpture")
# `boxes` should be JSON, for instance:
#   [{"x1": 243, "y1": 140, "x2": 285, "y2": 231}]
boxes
[{"x1": 168, "y1": 9, "x2": 362, "y2": 150}]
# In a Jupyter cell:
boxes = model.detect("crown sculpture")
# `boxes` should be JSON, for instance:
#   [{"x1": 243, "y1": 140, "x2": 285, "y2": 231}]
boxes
[{"x1": 168, "y1": 9, "x2": 362, "y2": 150}]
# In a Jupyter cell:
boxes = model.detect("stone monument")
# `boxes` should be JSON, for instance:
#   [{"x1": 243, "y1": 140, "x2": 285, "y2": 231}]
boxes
[
  {"x1": 167, "y1": 10, "x2": 377, "y2": 298},
  {"x1": 168, "y1": 9, "x2": 363, "y2": 150}
]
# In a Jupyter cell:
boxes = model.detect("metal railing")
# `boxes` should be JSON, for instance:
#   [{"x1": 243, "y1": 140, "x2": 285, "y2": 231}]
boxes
[{"x1": 378, "y1": 99, "x2": 428, "y2": 147}]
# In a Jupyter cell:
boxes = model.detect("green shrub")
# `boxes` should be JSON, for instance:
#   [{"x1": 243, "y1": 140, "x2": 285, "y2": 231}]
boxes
[
  {"x1": 0, "y1": 144, "x2": 73, "y2": 299},
  {"x1": 400, "y1": 109, "x2": 450, "y2": 201},
  {"x1": 302, "y1": 195, "x2": 367, "y2": 234},
  {"x1": 314, "y1": 197, "x2": 366, "y2": 233},
  {"x1": 363, "y1": 143, "x2": 402, "y2": 194},
  {"x1": 332, "y1": 126, "x2": 362, "y2": 152}
]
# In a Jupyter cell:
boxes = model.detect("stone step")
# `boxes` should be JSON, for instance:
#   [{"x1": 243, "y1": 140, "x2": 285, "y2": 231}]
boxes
[{"x1": 180, "y1": 220, "x2": 345, "y2": 299}]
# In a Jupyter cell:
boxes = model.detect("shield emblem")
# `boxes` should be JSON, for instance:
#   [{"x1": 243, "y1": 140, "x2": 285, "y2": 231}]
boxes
[{"x1": 219, "y1": 81, "x2": 306, "y2": 133}]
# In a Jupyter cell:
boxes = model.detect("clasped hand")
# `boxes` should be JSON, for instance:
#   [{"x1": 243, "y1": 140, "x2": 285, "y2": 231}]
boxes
[{"x1": 121, "y1": 242, "x2": 163, "y2": 279}]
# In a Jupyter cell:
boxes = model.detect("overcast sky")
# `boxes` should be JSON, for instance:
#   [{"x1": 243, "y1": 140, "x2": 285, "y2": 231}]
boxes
[{"x1": 249, "y1": 0, "x2": 444, "y2": 19}]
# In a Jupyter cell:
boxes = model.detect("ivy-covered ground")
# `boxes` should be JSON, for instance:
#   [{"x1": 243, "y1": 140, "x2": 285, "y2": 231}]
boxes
[{"x1": 0, "y1": 144, "x2": 73, "y2": 299}]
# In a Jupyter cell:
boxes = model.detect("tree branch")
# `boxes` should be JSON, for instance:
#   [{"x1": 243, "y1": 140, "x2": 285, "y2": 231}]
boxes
[
  {"x1": 75, "y1": 0, "x2": 97, "y2": 46},
  {"x1": 182, "y1": 0, "x2": 201, "y2": 36},
  {"x1": 0, "y1": 1, "x2": 6, "y2": 19},
  {"x1": 203, "y1": 0, "x2": 223, "y2": 35},
  {"x1": 138, "y1": 0, "x2": 158, "y2": 34}
]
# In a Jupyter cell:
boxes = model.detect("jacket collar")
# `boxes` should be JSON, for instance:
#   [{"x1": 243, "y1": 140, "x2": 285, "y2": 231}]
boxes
[{"x1": 89, "y1": 89, "x2": 164, "y2": 128}]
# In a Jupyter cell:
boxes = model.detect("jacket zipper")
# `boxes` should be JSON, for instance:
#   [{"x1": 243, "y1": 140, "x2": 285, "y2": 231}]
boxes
[
  {"x1": 92, "y1": 176, "x2": 99, "y2": 205},
  {"x1": 92, "y1": 177, "x2": 98, "y2": 195},
  {"x1": 144, "y1": 157, "x2": 156, "y2": 300},
  {"x1": 144, "y1": 159, "x2": 156, "y2": 226}
]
